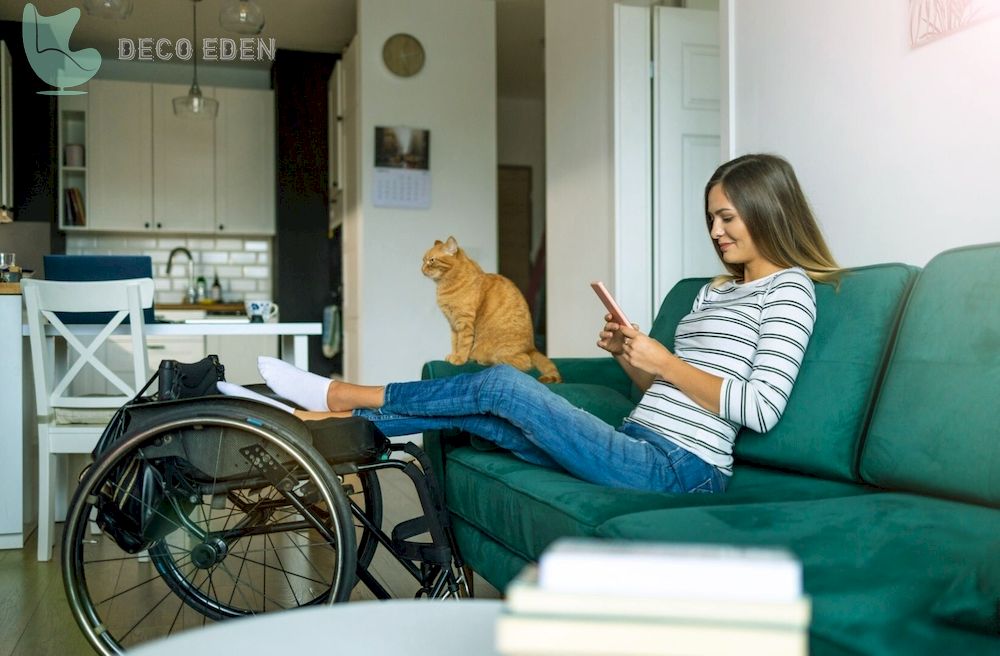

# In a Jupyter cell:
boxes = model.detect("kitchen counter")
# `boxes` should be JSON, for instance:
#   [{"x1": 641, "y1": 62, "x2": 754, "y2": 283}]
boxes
[{"x1": 156, "y1": 302, "x2": 246, "y2": 313}]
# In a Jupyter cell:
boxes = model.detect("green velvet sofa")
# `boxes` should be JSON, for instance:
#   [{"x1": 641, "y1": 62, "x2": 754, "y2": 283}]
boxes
[{"x1": 421, "y1": 243, "x2": 1000, "y2": 654}]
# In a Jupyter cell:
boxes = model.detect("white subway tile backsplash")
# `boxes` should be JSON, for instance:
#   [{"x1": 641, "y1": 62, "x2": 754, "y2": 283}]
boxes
[
  {"x1": 214, "y1": 239, "x2": 243, "y2": 251},
  {"x1": 125, "y1": 237, "x2": 158, "y2": 249},
  {"x1": 243, "y1": 266, "x2": 269, "y2": 279},
  {"x1": 188, "y1": 238, "x2": 216, "y2": 249},
  {"x1": 229, "y1": 252, "x2": 257, "y2": 264},
  {"x1": 229, "y1": 279, "x2": 258, "y2": 292},
  {"x1": 156, "y1": 238, "x2": 188, "y2": 249},
  {"x1": 65, "y1": 233, "x2": 273, "y2": 305},
  {"x1": 201, "y1": 252, "x2": 229, "y2": 265},
  {"x1": 158, "y1": 291, "x2": 184, "y2": 304}
]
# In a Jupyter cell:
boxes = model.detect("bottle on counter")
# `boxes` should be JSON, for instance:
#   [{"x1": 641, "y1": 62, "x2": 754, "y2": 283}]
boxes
[
  {"x1": 211, "y1": 270, "x2": 222, "y2": 302},
  {"x1": 195, "y1": 275, "x2": 208, "y2": 303}
]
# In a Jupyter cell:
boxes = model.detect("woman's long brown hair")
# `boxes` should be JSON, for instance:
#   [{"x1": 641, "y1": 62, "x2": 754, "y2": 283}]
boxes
[{"x1": 705, "y1": 154, "x2": 840, "y2": 285}]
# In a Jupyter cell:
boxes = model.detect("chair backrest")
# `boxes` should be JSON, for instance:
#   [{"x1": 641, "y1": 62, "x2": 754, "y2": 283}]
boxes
[
  {"x1": 23, "y1": 278, "x2": 154, "y2": 420},
  {"x1": 860, "y1": 243, "x2": 1000, "y2": 507},
  {"x1": 648, "y1": 264, "x2": 918, "y2": 482}
]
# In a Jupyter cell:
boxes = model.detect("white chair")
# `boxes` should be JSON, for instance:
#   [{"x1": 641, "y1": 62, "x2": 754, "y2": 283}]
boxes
[{"x1": 23, "y1": 278, "x2": 155, "y2": 561}]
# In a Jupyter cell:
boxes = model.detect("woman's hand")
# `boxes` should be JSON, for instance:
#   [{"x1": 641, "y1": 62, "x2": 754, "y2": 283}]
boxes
[
  {"x1": 597, "y1": 313, "x2": 633, "y2": 355},
  {"x1": 618, "y1": 323, "x2": 673, "y2": 376}
]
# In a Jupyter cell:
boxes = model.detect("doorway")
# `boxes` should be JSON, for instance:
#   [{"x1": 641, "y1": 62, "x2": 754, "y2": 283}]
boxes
[{"x1": 498, "y1": 164, "x2": 545, "y2": 349}]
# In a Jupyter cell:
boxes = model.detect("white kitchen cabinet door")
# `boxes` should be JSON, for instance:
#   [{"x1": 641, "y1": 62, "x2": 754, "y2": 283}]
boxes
[
  {"x1": 87, "y1": 80, "x2": 153, "y2": 232},
  {"x1": 152, "y1": 83, "x2": 215, "y2": 233},
  {"x1": 215, "y1": 87, "x2": 275, "y2": 235}
]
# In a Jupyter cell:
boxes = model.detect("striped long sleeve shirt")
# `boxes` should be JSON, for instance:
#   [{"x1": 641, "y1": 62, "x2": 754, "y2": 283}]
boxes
[{"x1": 625, "y1": 267, "x2": 817, "y2": 476}]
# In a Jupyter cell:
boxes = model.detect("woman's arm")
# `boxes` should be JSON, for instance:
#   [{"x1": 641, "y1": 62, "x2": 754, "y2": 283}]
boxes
[{"x1": 617, "y1": 324, "x2": 723, "y2": 413}]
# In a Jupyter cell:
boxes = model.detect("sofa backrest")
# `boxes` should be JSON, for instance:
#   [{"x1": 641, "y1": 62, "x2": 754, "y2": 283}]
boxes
[
  {"x1": 648, "y1": 264, "x2": 918, "y2": 482},
  {"x1": 860, "y1": 243, "x2": 1000, "y2": 507}
]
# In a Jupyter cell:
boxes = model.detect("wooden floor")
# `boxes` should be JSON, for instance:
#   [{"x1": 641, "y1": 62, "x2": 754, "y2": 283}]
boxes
[{"x1": 0, "y1": 463, "x2": 499, "y2": 655}]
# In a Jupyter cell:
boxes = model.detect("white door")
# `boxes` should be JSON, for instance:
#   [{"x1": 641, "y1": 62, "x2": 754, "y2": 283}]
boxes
[{"x1": 653, "y1": 7, "x2": 721, "y2": 305}]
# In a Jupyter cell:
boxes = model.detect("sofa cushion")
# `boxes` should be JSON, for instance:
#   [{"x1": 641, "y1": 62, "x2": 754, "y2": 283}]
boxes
[
  {"x1": 733, "y1": 264, "x2": 917, "y2": 481},
  {"x1": 597, "y1": 494, "x2": 1000, "y2": 655},
  {"x1": 445, "y1": 447, "x2": 874, "y2": 565},
  {"x1": 930, "y1": 540, "x2": 1000, "y2": 635},
  {"x1": 547, "y1": 383, "x2": 636, "y2": 427},
  {"x1": 860, "y1": 243, "x2": 1000, "y2": 507}
]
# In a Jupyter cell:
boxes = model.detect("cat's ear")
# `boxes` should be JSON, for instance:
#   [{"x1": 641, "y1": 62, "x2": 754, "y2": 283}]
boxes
[
  {"x1": 434, "y1": 239, "x2": 443, "y2": 246},
  {"x1": 444, "y1": 236, "x2": 459, "y2": 254}
]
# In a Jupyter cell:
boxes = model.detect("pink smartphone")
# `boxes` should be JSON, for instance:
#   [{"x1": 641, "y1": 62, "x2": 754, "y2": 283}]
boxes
[{"x1": 591, "y1": 281, "x2": 631, "y2": 327}]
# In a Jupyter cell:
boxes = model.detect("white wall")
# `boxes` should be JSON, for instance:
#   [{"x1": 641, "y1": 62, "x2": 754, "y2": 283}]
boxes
[
  {"x1": 498, "y1": 96, "x2": 546, "y2": 258},
  {"x1": 354, "y1": 0, "x2": 496, "y2": 384},
  {"x1": 545, "y1": 0, "x2": 616, "y2": 357},
  {"x1": 730, "y1": 0, "x2": 1000, "y2": 267}
]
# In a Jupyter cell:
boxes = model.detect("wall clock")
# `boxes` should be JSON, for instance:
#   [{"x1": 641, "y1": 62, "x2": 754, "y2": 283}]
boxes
[{"x1": 382, "y1": 33, "x2": 425, "y2": 78}]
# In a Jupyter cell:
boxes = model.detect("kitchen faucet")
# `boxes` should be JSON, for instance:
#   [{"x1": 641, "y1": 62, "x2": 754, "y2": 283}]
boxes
[{"x1": 166, "y1": 247, "x2": 196, "y2": 304}]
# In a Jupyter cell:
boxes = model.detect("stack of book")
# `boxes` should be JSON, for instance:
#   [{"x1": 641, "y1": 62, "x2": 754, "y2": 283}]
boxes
[
  {"x1": 64, "y1": 188, "x2": 86, "y2": 226},
  {"x1": 495, "y1": 539, "x2": 810, "y2": 656}
]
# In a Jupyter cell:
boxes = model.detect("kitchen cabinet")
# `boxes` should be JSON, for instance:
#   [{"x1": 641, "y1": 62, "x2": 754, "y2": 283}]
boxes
[
  {"x1": 74, "y1": 81, "x2": 275, "y2": 235},
  {"x1": 152, "y1": 83, "x2": 215, "y2": 233},
  {"x1": 215, "y1": 87, "x2": 275, "y2": 235},
  {"x1": 87, "y1": 80, "x2": 153, "y2": 231}
]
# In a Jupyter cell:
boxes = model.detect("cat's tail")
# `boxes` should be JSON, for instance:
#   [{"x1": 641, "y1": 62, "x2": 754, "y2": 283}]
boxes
[{"x1": 530, "y1": 351, "x2": 562, "y2": 384}]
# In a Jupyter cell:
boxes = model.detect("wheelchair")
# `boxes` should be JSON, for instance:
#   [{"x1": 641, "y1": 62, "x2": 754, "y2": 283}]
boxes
[{"x1": 61, "y1": 381, "x2": 469, "y2": 655}]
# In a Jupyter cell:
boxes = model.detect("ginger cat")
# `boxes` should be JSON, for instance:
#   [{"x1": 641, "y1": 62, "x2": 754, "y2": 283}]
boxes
[{"x1": 422, "y1": 236, "x2": 562, "y2": 383}]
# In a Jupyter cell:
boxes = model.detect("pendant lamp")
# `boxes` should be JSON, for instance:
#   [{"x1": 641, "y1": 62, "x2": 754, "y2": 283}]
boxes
[
  {"x1": 82, "y1": 0, "x2": 133, "y2": 20},
  {"x1": 220, "y1": 0, "x2": 265, "y2": 35},
  {"x1": 173, "y1": 0, "x2": 218, "y2": 119}
]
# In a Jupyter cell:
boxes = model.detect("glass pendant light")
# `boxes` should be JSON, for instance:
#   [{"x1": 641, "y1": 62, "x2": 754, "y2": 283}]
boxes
[
  {"x1": 82, "y1": 0, "x2": 133, "y2": 20},
  {"x1": 173, "y1": 0, "x2": 218, "y2": 119},
  {"x1": 220, "y1": 0, "x2": 265, "y2": 35}
]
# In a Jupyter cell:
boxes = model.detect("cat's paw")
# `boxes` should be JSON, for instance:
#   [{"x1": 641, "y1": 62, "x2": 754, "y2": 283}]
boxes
[{"x1": 445, "y1": 353, "x2": 468, "y2": 365}]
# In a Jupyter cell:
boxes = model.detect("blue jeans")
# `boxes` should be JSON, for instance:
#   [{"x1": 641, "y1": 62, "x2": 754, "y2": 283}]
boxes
[{"x1": 353, "y1": 365, "x2": 728, "y2": 494}]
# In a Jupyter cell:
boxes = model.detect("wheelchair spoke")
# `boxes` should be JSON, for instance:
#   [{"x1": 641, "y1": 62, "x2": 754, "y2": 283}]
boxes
[{"x1": 265, "y1": 533, "x2": 301, "y2": 607}]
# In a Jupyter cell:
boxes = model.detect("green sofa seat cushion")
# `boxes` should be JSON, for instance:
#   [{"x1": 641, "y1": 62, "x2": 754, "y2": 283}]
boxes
[
  {"x1": 597, "y1": 494, "x2": 1000, "y2": 655},
  {"x1": 445, "y1": 447, "x2": 875, "y2": 565},
  {"x1": 861, "y1": 244, "x2": 1000, "y2": 507}
]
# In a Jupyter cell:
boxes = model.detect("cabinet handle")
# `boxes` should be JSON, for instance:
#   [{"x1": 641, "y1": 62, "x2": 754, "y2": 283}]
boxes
[
  {"x1": 147, "y1": 344, "x2": 166, "y2": 350},
  {"x1": 156, "y1": 222, "x2": 163, "y2": 229},
  {"x1": 144, "y1": 222, "x2": 150, "y2": 229},
  {"x1": 218, "y1": 224, "x2": 225, "y2": 231}
]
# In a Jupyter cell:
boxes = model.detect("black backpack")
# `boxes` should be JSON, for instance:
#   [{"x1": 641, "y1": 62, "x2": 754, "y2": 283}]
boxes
[{"x1": 89, "y1": 355, "x2": 226, "y2": 553}]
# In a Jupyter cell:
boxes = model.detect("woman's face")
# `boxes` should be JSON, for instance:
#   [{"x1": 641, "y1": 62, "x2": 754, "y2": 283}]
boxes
[{"x1": 707, "y1": 184, "x2": 764, "y2": 269}]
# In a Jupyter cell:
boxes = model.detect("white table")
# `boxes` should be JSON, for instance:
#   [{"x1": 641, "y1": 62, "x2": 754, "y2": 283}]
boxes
[
  {"x1": 0, "y1": 294, "x2": 321, "y2": 550},
  {"x1": 128, "y1": 600, "x2": 504, "y2": 656}
]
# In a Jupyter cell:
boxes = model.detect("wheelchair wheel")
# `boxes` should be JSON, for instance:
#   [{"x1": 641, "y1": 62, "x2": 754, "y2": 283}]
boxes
[{"x1": 62, "y1": 401, "x2": 356, "y2": 655}]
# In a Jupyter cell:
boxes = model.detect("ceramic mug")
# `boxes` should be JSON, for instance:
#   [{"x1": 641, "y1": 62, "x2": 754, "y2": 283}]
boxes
[{"x1": 244, "y1": 300, "x2": 279, "y2": 323}]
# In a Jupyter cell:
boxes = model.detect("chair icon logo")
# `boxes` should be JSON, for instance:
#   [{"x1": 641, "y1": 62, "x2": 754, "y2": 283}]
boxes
[{"x1": 22, "y1": 3, "x2": 101, "y2": 95}]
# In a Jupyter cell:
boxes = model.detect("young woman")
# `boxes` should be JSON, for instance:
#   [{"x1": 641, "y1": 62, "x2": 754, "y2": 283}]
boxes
[{"x1": 220, "y1": 154, "x2": 839, "y2": 494}]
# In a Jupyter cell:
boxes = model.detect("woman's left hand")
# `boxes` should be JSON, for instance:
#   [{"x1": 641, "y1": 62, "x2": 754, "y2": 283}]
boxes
[{"x1": 618, "y1": 323, "x2": 674, "y2": 377}]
